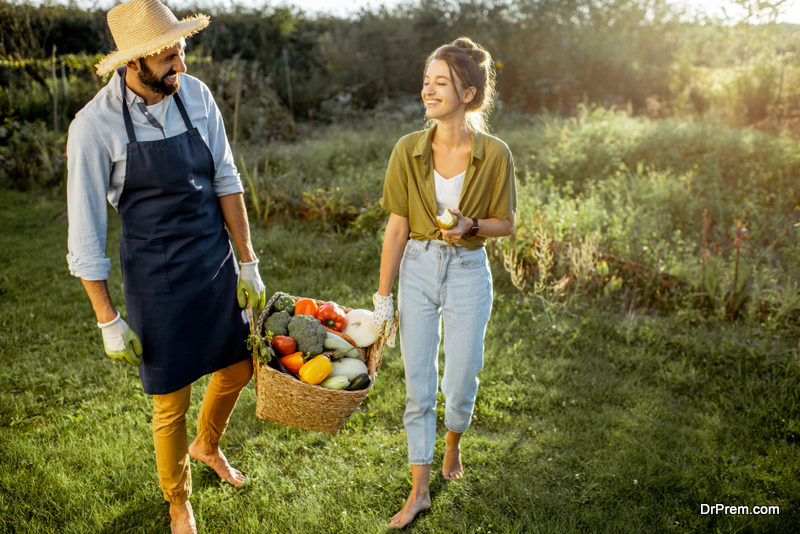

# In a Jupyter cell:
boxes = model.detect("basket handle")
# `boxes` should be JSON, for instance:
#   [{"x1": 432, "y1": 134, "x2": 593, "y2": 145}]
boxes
[
  {"x1": 370, "y1": 337, "x2": 386, "y2": 377},
  {"x1": 371, "y1": 309, "x2": 397, "y2": 375}
]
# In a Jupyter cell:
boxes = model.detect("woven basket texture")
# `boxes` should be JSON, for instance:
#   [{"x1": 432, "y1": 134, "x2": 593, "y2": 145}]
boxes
[{"x1": 253, "y1": 292, "x2": 383, "y2": 435}]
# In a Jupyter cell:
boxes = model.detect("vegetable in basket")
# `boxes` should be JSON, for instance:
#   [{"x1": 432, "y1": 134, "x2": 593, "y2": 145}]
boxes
[
  {"x1": 287, "y1": 314, "x2": 327, "y2": 355},
  {"x1": 294, "y1": 298, "x2": 319, "y2": 317},
  {"x1": 323, "y1": 330, "x2": 356, "y2": 352},
  {"x1": 324, "y1": 327, "x2": 358, "y2": 346},
  {"x1": 298, "y1": 355, "x2": 333, "y2": 385},
  {"x1": 341, "y1": 309, "x2": 379, "y2": 347},
  {"x1": 280, "y1": 351, "x2": 305, "y2": 374},
  {"x1": 345, "y1": 373, "x2": 371, "y2": 391},
  {"x1": 272, "y1": 335, "x2": 297, "y2": 356},
  {"x1": 264, "y1": 310, "x2": 292, "y2": 337},
  {"x1": 320, "y1": 375, "x2": 350, "y2": 390},
  {"x1": 330, "y1": 358, "x2": 368, "y2": 381},
  {"x1": 315, "y1": 301, "x2": 346, "y2": 331},
  {"x1": 272, "y1": 295, "x2": 296, "y2": 314},
  {"x1": 247, "y1": 334, "x2": 274, "y2": 365}
]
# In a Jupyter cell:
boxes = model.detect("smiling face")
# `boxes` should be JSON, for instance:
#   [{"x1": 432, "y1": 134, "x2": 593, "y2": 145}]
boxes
[
  {"x1": 140, "y1": 38, "x2": 186, "y2": 95},
  {"x1": 421, "y1": 58, "x2": 474, "y2": 122},
  {"x1": 127, "y1": 38, "x2": 187, "y2": 104}
]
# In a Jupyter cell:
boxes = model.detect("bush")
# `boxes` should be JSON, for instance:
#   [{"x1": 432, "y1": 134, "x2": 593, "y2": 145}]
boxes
[
  {"x1": 494, "y1": 108, "x2": 800, "y2": 320},
  {"x1": 0, "y1": 119, "x2": 66, "y2": 190}
]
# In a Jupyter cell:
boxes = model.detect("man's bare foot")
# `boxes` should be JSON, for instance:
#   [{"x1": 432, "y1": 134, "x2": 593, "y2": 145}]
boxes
[
  {"x1": 442, "y1": 430, "x2": 463, "y2": 480},
  {"x1": 389, "y1": 490, "x2": 431, "y2": 529},
  {"x1": 169, "y1": 501, "x2": 197, "y2": 534},
  {"x1": 188, "y1": 438, "x2": 246, "y2": 487}
]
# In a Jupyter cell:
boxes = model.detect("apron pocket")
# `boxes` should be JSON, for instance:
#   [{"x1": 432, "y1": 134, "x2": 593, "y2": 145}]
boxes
[{"x1": 120, "y1": 237, "x2": 171, "y2": 296}]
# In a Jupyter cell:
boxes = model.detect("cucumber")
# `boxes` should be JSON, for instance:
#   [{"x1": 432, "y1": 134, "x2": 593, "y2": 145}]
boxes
[{"x1": 345, "y1": 373, "x2": 371, "y2": 391}]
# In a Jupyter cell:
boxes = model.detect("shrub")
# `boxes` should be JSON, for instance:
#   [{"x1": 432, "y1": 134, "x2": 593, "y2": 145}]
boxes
[
  {"x1": 0, "y1": 119, "x2": 66, "y2": 190},
  {"x1": 494, "y1": 108, "x2": 800, "y2": 320}
]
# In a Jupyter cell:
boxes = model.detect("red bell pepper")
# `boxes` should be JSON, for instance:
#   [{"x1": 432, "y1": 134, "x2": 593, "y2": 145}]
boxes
[{"x1": 315, "y1": 301, "x2": 346, "y2": 331}]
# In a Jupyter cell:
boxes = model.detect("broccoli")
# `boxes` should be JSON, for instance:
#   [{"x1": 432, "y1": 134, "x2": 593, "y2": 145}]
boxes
[
  {"x1": 287, "y1": 314, "x2": 326, "y2": 355},
  {"x1": 264, "y1": 310, "x2": 291, "y2": 337}
]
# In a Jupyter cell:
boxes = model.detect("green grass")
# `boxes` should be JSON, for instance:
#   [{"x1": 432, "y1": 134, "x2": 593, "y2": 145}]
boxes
[{"x1": 2, "y1": 184, "x2": 800, "y2": 533}]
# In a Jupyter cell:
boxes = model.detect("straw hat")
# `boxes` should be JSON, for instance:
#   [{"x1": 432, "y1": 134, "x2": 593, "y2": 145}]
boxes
[{"x1": 95, "y1": 0, "x2": 209, "y2": 76}]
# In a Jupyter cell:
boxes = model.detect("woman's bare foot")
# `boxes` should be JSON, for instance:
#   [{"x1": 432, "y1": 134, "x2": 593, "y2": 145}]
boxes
[
  {"x1": 389, "y1": 464, "x2": 432, "y2": 529},
  {"x1": 188, "y1": 438, "x2": 246, "y2": 487},
  {"x1": 390, "y1": 490, "x2": 431, "y2": 529},
  {"x1": 169, "y1": 501, "x2": 197, "y2": 534},
  {"x1": 442, "y1": 430, "x2": 463, "y2": 480}
]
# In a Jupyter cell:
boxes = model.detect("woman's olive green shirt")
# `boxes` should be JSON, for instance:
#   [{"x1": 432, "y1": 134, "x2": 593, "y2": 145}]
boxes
[{"x1": 381, "y1": 126, "x2": 517, "y2": 250}]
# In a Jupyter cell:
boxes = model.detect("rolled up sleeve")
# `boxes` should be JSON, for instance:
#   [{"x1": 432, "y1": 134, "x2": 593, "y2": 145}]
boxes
[
  {"x1": 66, "y1": 115, "x2": 112, "y2": 280},
  {"x1": 204, "y1": 86, "x2": 243, "y2": 197},
  {"x1": 488, "y1": 150, "x2": 517, "y2": 220}
]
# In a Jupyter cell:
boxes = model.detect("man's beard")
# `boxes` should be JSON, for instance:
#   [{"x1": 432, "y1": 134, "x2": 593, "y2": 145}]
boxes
[{"x1": 138, "y1": 59, "x2": 179, "y2": 96}]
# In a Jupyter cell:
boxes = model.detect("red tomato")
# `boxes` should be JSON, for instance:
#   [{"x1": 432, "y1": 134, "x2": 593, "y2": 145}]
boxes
[{"x1": 272, "y1": 335, "x2": 297, "y2": 356}]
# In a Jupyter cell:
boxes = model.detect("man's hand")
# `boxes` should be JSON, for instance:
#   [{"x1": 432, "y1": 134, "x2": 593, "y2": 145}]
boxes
[
  {"x1": 237, "y1": 259, "x2": 266, "y2": 313},
  {"x1": 373, "y1": 292, "x2": 397, "y2": 347},
  {"x1": 98, "y1": 312, "x2": 143, "y2": 366}
]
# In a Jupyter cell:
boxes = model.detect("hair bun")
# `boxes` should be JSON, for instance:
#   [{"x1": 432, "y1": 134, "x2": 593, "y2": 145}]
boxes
[
  {"x1": 452, "y1": 37, "x2": 487, "y2": 65},
  {"x1": 427, "y1": 37, "x2": 496, "y2": 132}
]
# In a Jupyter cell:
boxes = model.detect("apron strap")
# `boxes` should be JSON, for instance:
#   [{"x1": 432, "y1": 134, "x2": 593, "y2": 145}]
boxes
[
  {"x1": 119, "y1": 68, "x2": 138, "y2": 143},
  {"x1": 173, "y1": 92, "x2": 193, "y2": 131}
]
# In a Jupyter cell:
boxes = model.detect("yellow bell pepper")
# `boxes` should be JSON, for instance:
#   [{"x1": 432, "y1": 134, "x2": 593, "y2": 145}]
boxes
[{"x1": 298, "y1": 355, "x2": 333, "y2": 385}]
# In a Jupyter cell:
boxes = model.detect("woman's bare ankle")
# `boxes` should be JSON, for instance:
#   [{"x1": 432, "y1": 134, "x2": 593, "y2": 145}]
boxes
[{"x1": 442, "y1": 431, "x2": 464, "y2": 480}]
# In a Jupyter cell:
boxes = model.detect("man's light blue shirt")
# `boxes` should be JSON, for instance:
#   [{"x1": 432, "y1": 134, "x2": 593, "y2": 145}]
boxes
[{"x1": 66, "y1": 67, "x2": 244, "y2": 280}]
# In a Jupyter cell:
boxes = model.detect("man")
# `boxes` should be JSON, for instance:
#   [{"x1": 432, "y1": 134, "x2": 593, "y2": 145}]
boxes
[{"x1": 65, "y1": 1, "x2": 265, "y2": 532}]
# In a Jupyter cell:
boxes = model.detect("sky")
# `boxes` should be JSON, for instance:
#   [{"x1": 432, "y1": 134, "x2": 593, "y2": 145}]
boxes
[{"x1": 36, "y1": 0, "x2": 800, "y2": 23}]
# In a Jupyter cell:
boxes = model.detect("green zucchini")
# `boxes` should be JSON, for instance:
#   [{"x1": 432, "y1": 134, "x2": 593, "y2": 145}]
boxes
[{"x1": 345, "y1": 373, "x2": 371, "y2": 391}]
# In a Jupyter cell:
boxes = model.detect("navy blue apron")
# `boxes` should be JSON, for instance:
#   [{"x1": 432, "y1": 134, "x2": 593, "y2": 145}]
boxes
[{"x1": 117, "y1": 70, "x2": 249, "y2": 395}]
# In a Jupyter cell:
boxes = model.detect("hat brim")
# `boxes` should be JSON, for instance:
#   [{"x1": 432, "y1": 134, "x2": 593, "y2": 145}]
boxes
[{"x1": 95, "y1": 14, "x2": 209, "y2": 76}]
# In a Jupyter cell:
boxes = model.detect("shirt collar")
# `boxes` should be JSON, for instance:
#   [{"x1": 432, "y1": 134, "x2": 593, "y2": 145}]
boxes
[
  {"x1": 412, "y1": 124, "x2": 487, "y2": 163},
  {"x1": 108, "y1": 66, "x2": 171, "y2": 109}
]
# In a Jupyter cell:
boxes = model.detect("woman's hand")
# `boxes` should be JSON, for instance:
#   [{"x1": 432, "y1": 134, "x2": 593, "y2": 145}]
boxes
[
  {"x1": 372, "y1": 292, "x2": 398, "y2": 347},
  {"x1": 440, "y1": 208, "x2": 470, "y2": 244}
]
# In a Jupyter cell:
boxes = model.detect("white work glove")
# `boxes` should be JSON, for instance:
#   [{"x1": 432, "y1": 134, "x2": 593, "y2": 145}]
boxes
[
  {"x1": 98, "y1": 311, "x2": 143, "y2": 366},
  {"x1": 372, "y1": 292, "x2": 398, "y2": 347},
  {"x1": 237, "y1": 259, "x2": 266, "y2": 313}
]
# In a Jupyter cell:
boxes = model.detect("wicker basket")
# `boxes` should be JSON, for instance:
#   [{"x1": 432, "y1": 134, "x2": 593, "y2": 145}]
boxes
[{"x1": 252, "y1": 292, "x2": 385, "y2": 435}]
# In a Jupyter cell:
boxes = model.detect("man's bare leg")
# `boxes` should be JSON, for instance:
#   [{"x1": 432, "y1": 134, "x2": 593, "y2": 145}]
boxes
[
  {"x1": 188, "y1": 439, "x2": 246, "y2": 487},
  {"x1": 169, "y1": 500, "x2": 197, "y2": 534}
]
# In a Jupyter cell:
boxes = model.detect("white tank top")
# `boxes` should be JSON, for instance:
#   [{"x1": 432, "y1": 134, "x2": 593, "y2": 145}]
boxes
[{"x1": 434, "y1": 169, "x2": 466, "y2": 215}]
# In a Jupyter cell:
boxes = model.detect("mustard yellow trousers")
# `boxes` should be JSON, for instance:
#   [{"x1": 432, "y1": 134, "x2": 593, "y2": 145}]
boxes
[{"x1": 151, "y1": 358, "x2": 253, "y2": 504}]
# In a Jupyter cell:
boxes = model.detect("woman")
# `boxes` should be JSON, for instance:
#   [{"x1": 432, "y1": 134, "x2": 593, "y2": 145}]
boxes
[{"x1": 372, "y1": 37, "x2": 517, "y2": 529}]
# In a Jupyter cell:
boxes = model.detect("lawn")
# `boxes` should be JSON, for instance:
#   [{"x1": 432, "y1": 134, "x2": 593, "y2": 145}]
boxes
[{"x1": 1, "y1": 184, "x2": 799, "y2": 533}]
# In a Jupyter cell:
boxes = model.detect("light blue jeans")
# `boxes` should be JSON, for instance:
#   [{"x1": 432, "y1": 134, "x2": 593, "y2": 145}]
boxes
[{"x1": 398, "y1": 239, "x2": 493, "y2": 465}]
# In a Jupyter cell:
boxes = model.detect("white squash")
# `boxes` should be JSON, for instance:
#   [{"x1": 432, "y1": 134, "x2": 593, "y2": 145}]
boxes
[
  {"x1": 330, "y1": 358, "x2": 368, "y2": 381},
  {"x1": 320, "y1": 375, "x2": 350, "y2": 390},
  {"x1": 342, "y1": 309, "x2": 379, "y2": 347}
]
